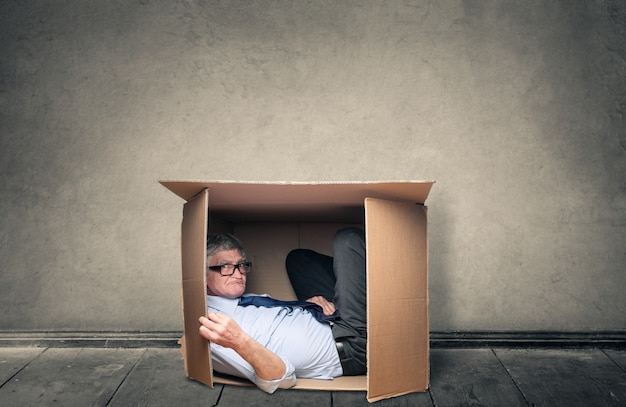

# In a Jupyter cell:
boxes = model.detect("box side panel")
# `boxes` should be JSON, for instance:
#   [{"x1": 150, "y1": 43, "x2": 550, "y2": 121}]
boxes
[
  {"x1": 299, "y1": 223, "x2": 364, "y2": 256},
  {"x1": 181, "y1": 189, "x2": 213, "y2": 386},
  {"x1": 207, "y1": 215, "x2": 233, "y2": 235},
  {"x1": 234, "y1": 223, "x2": 300, "y2": 300},
  {"x1": 233, "y1": 223, "x2": 363, "y2": 301},
  {"x1": 365, "y1": 198, "x2": 429, "y2": 401}
]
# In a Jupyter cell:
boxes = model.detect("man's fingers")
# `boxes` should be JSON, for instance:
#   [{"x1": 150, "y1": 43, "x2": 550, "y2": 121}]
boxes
[
  {"x1": 306, "y1": 296, "x2": 336, "y2": 316},
  {"x1": 198, "y1": 318, "x2": 214, "y2": 341},
  {"x1": 207, "y1": 312, "x2": 227, "y2": 323},
  {"x1": 199, "y1": 314, "x2": 221, "y2": 340}
]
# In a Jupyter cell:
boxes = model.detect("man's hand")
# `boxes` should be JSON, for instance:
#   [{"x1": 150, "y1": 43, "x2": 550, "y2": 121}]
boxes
[
  {"x1": 199, "y1": 313, "x2": 246, "y2": 349},
  {"x1": 306, "y1": 296, "x2": 336, "y2": 316},
  {"x1": 198, "y1": 314, "x2": 287, "y2": 382}
]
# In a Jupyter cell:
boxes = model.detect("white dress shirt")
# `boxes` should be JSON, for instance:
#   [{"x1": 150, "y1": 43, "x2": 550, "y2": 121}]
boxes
[{"x1": 207, "y1": 294, "x2": 343, "y2": 393}]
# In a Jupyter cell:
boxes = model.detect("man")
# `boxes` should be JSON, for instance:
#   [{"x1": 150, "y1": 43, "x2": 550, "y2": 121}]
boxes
[{"x1": 198, "y1": 227, "x2": 367, "y2": 394}]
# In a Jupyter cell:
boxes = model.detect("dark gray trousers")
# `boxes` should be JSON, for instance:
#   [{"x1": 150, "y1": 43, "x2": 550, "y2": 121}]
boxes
[{"x1": 285, "y1": 227, "x2": 367, "y2": 375}]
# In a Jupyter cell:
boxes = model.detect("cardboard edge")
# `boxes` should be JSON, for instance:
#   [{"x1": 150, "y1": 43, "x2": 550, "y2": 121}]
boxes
[
  {"x1": 424, "y1": 204, "x2": 431, "y2": 391},
  {"x1": 159, "y1": 180, "x2": 436, "y2": 203},
  {"x1": 212, "y1": 374, "x2": 368, "y2": 391},
  {"x1": 161, "y1": 179, "x2": 436, "y2": 186},
  {"x1": 367, "y1": 388, "x2": 428, "y2": 403},
  {"x1": 180, "y1": 189, "x2": 213, "y2": 387}
]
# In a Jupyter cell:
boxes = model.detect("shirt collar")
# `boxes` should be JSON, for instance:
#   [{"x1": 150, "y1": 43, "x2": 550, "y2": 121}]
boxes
[{"x1": 206, "y1": 295, "x2": 239, "y2": 316}]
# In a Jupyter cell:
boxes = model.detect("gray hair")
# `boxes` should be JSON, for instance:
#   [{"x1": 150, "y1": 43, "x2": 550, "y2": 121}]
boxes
[{"x1": 206, "y1": 233, "x2": 247, "y2": 259}]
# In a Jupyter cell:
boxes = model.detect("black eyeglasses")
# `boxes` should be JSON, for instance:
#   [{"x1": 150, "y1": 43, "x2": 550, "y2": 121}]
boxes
[{"x1": 207, "y1": 261, "x2": 252, "y2": 276}]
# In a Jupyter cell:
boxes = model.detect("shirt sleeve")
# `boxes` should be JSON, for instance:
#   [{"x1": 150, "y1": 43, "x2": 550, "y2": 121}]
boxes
[
  {"x1": 253, "y1": 354, "x2": 297, "y2": 394},
  {"x1": 210, "y1": 343, "x2": 297, "y2": 394}
]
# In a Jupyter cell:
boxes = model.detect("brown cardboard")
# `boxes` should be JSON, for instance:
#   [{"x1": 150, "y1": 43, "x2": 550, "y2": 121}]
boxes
[{"x1": 161, "y1": 181, "x2": 434, "y2": 402}]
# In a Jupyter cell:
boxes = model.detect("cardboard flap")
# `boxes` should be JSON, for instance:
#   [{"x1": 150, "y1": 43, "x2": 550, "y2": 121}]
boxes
[
  {"x1": 365, "y1": 198, "x2": 429, "y2": 402},
  {"x1": 160, "y1": 181, "x2": 434, "y2": 222},
  {"x1": 180, "y1": 189, "x2": 213, "y2": 386}
]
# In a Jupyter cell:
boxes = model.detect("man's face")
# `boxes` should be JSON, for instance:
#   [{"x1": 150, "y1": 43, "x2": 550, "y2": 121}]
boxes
[{"x1": 206, "y1": 249, "x2": 247, "y2": 298}]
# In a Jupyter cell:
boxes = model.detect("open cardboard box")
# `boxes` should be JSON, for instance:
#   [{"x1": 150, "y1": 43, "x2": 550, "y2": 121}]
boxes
[{"x1": 160, "y1": 180, "x2": 434, "y2": 402}]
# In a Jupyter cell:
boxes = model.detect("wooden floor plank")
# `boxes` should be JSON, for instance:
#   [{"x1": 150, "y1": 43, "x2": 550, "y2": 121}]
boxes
[
  {"x1": 214, "y1": 381, "x2": 433, "y2": 406},
  {"x1": 206, "y1": 377, "x2": 434, "y2": 406},
  {"x1": 495, "y1": 348, "x2": 626, "y2": 407},
  {"x1": 2, "y1": 347, "x2": 625, "y2": 405},
  {"x1": 219, "y1": 384, "x2": 332, "y2": 406},
  {"x1": 333, "y1": 389, "x2": 433, "y2": 406},
  {"x1": 429, "y1": 348, "x2": 528, "y2": 407},
  {"x1": 108, "y1": 348, "x2": 220, "y2": 406},
  {"x1": 0, "y1": 348, "x2": 44, "y2": 386},
  {"x1": 604, "y1": 350, "x2": 626, "y2": 372},
  {"x1": 0, "y1": 347, "x2": 143, "y2": 406}
]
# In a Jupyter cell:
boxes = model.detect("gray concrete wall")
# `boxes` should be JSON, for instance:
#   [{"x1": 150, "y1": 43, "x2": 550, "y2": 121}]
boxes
[{"x1": 1, "y1": 1, "x2": 624, "y2": 333}]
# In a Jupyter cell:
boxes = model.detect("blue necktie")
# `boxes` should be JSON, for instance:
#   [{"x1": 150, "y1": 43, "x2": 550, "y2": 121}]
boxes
[{"x1": 239, "y1": 295, "x2": 339, "y2": 322}]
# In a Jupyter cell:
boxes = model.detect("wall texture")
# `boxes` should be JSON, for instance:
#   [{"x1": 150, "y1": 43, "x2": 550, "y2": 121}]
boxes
[{"x1": 1, "y1": 0, "x2": 624, "y2": 333}]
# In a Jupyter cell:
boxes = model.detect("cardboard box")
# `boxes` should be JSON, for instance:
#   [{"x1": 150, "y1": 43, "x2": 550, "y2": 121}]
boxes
[{"x1": 160, "y1": 181, "x2": 434, "y2": 402}]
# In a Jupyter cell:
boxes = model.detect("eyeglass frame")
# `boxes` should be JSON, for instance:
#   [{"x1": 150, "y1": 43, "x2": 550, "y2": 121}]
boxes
[{"x1": 207, "y1": 261, "x2": 252, "y2": 276}]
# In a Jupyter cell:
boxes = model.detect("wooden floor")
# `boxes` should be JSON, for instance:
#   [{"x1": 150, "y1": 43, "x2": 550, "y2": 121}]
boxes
[{"x1": 1, "y1": 346, "x2": 625, "y2": 406}]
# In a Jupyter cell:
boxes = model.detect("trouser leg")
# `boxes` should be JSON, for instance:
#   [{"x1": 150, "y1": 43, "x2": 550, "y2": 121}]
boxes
[
  {"x1": 331, "y1": 227, "x2": 367, "y2": 375},
  {"x1": 285, "y1": 249, "x2": 335, "y2": 302},
  {"x1": 331, "y1": 227, "x2": 367, "y2": 339},
  {"x1": 285, "y1": 227, "x2": 367, "y2": 376}
]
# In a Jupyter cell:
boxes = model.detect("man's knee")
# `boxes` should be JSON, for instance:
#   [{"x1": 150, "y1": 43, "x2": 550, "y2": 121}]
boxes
[
  {"x1": 333, "y1": 227, "x2": 365, "y2": 255},
  {"x1": 285, "y1": 249, "x2": 309, "y2": 273}
]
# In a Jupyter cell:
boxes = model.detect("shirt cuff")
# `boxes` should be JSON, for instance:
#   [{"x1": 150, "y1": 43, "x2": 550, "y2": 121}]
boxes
[{"x1": 253, "y1": 355, "x2": 297, "y2": 394}]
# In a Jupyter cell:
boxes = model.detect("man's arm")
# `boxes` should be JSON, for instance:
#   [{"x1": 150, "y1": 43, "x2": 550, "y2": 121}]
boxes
[{"x1": 199, "y1": 313, "x2": 287, "y2": 382}]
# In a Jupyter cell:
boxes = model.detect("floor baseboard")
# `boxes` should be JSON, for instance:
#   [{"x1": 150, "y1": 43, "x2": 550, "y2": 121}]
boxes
[
  {"x1": 430, "y1": 331, "x2": 626, "y2": 349},
  {"x1": 1, "y1": 331, "x2": 624, "y2": 349},
  {"x1": 0, "y1": 332, "x2": 182, "y2": 348}
]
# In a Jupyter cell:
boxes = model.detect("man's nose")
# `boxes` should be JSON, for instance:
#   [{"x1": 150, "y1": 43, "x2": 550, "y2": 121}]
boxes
[{"x1": 231, "y1": 266, "x2": 245, "y2": 277}]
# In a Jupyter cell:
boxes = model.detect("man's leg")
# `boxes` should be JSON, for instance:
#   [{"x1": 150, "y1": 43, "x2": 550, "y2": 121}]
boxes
[
  {"x1": 285, "y1": 228, "x2": 367, "y2": 376},
  {"x1": 285, "y1": 249, "x2": 335, "y2": 302},
  {"x1": 331, "y1": 227, "x2": 367, "y2": 375}
]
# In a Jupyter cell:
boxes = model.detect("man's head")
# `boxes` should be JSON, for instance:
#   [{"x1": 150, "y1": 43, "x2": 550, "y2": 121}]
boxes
[{"x1": 206, "y1": 234, "x2": 249, "y2": 298}]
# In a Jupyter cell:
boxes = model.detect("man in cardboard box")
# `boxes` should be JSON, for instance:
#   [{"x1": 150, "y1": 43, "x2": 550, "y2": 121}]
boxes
[{"x1": 198, "y1": 227, "x2": 367, "y2": 393}]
